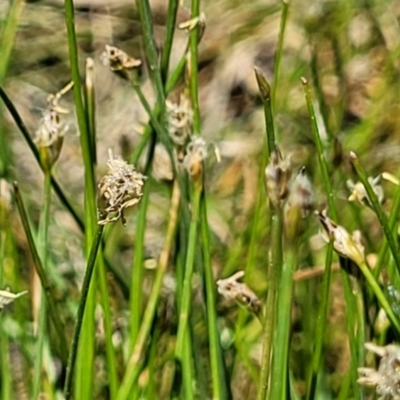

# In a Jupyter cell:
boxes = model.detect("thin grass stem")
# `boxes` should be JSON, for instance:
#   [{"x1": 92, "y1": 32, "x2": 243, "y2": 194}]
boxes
[
  {"x1": 174, "y1": 181, "x2": 201, "y2": 397},
  {"x1": 161, "y1": 0, "x2": 179, "y2": 84},
  {"x1": 116, "y1": 181, "x2": 180, "y2": 400},
  {"x1": 306, "y1": 241, "x2": 333, "y2": 400},
  {"x1": 270, "y1": 245, "x2": 298, "y2": 399},
  {"x1": 271, "y1": 0, "x2": 289, "y2": 111},
  {"x1": 13, "y1": 182, "x2": 68, "y2": 364},
  {"x1": 200, "y1": 190, "x2": 229, "y2": 399},
  {"x1": 63, "y1": 224, "x2": 105, "y2": 400},
  {"x1": 350, "y1": 151, "x2": 400, "y2": 275},
  {"x1": 32, "y1": 172, "x2": 52, "y2": 399}
]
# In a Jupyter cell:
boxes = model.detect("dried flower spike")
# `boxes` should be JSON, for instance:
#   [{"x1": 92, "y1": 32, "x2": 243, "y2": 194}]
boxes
[
  {"x1": 97, "y1": 149, "x2": 146, "y2": 225},
  {"x1": 347, "y1": 175, "x2": 384, "y2": 207},
  {"x1": 0, "y1": 289, "x2": 28, "y2": 309},
  {"x1": 317, "y1": 210, "x2": 365, "y2": 265},
  {"x1": 217, "y1": 271, "x2": 261, "y2": 316},
  {"x1": 287, "y1": 167, "x2": 314, "y2": 216},
  {"x1": 166, "y1": 94, "x2": 193, "y2": 148},
  {"x1": 35, "y1": 83, "x2": 72, "y2": 171},
  {"x1": 285, "y1": 167, "x2": 314, "y2": 241},
  {"x1": 183, "y1": 137, "x2": 208, "y2": 179},
  {"x1": 101, "y1": 45, "x2": 141, "y2": 72},
  {"x1": 265, "y1": 148, "x2": 292, "y2": 209},
  {"x1": 358, "y1": 342, "x2": 400, "y2": 399},
  {"x1": 178, "y1": 12, "x2": 206, "y2": 42}
]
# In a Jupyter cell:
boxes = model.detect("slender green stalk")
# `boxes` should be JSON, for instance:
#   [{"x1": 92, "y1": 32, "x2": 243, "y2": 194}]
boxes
[
  {"x1": 350, "y1": 152, "x2": 400, "y2": 275},
  {"x1": 302, "y1": 78, "x2": 334, "y2": 215},
  {"x1": 258, "y1": 209, "x2": 283, "y2": 400},
  {"x1": 13, "y1": 182, "x2": 68, "y2": 364},
  {"x1": 98, "y1": 252, "x2": 119, "y2": 399},
  {"x1": 130, "y1": 80, "x2": 173, "y2": 157},
  {"x1": 84, "y1": 58, "x2": 97, "y2": 165},
  {"x1": 374, "y1": 185, "x2": 400, "y2": 278},
  {"x1": 302, "y1": 76, "x2": 360, "y2": 396},
  {"x1": 116, "y1": 181, "x2": 180, "y2": 400},
  {"x1": 200, "y1": 191, "x2": 228, "y2": 400},
  {"x1": 270, "y1": 245, "x2": 297, "y2": 400},
  {"x1": 309, "y1": 41, "x2": 332, "y2": 141},
  {"x1": 271, "y1": 0, "x2": 289, "y2": 110},
  {"x1": 136, "y1": 0, "x2": 166, "y2": 107},
  {"x1": 254, "y1": 66, "x2": 279, "y2": 400},
  {"x1": 166, "y1": 53, "x2": 188, "y2": 95},
  {"x1": 356, "y1": 259, "x2": 400, "y2": 333},
  {"x1": 129, "y1": 179, "x2": 151, "y2": 349},
  {"x1": 0, "y1": 87, "x2": 84, "y2": 231},
  {"x1": 63, "y1": 224, "x2": 105, "y2": 400},
  {"x1": 161, "y1": 0, "x2": 179, "y2": 84},
  {"x1": 174, "y1": 182, "x2": 201, "y2": 356},
  {"x1": 0, "y1": 200, "x2": 11, "y2": 400},
  {"x1": 0, "y1": 0, "x2": 24, "y2": 82},
  {"x1": 32, "y1": 172, "x2": 52, "y2": 399},
  {"x1": 355, "y1": 281, "x2": 365, "y2": 397},
  {"x1": 189, "y1": 0, "x2": 201, "y2": 134},
  {"x1": 306, "y1": 241, "x2": 333, "y2": 400},
  {"x1": 64, "y1": 1, "x2": 99, "y2": 396},
  {"x1": 0, "y1": 0, "x2": 24, "y2": 176}
]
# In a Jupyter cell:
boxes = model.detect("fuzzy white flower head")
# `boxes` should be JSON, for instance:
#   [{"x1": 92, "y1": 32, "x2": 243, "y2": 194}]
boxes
[
  {"x1": 347, "y1": 175, "x2": 384, "y2": 207},
  {"x1": 317, "y1": 210, "x2": 365, "y2": 265},
  {"x1": 97, "y1": 149, "x2": 146, "y2": 225},
  {"x1": 183, "y1": 137, "x2": 208, "y2": 178},
  {"x1": 217, "y1": 271, "x2": 261, "y2": 315},
  {"x1": 166, "y1": 94, "x2": 193, "y2": 147},
  {"x1": 101, "y1": 45, "x2": 141, "y2": 72},
  {"x1": 358, "y1": 342, "x2": 400, "y2": 399}
]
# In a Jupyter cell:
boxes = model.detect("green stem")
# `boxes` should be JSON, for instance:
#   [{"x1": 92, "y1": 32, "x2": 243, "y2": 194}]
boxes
[
  {"x1": 350, "y1": 152, "x2": 400, "y2": 275},
  {"x1": 189, "y1": 0, "x2": 201, "y2": 135},
  {"x1": 136, "y1": 0, "x2": 166, "y2": 108},
  {"x1": 200, "y1": 191, "x2": 229, "y2": 399},
  {"x1": 129, "y1": 179, "x2": 151, "y2": 349},
  {"x1": 301, "y1": 77, "x2": 335, "y2": 216},
  {"x1": 13, "y1": 182, "x2": 68, "y2": 364},
  {"x1": 0, "y1": 202, "x2": 11, "y2": 400},
  {"x1": 306, "y1": 241, "x2": 333, "y2": 400},
  {"x1": 98, "y1": 252, "x2": 119, "y2": 399},
  {"x1": 116, "y1": 181, "x2": 180, "y2": 400},
  {"x1": 271, "y1": 0, "x2": 289, "y2": 111},
  {"x1": 356, "y1": 259, "x2": 400, "y2": 334},
  {"x1": 161, "y1": 0, "x2": 179, "y2": 84},
  {"x1": 174, "y1": 182, "x2": 202, "y2": 392},
  {"x1": 258, "y1": 209, "x2": 283, "y2": 400},
  {"x1": 32, "y1": 172, "x2": 52, "y2": 399},
  {"x1": 254, "y1": 68, "x2": 275, "y2": 157},
  {"x1": 270, "y1": 245, "x2": 297, "y2": 400},
  {"x1": 63, "y1": 224, "x2": 105, "y2": 400}
]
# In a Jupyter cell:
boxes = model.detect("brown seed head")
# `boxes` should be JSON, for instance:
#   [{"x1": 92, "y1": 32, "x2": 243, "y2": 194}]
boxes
[{"x1": 97, "y1": 149, "x2": 146, "y2": 225}]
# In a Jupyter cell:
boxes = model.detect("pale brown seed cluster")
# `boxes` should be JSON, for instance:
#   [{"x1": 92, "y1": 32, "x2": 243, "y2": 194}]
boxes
[
  {"x1": 35, "y1": 83, "x2": 72, "y2": 171},
  {"x1": 265, "y1": 148, "x2": 292, "y2": 209},
  {"x1": 217, "y1": 271, "x2": 261, "y2": 315},
  {"x1": 317, "y1": 210, "x2": 365, "y2": 265},
  {"x1": 183, "y1": 137, "x2": 209, "y2": 179},
  {"x1": 101, "y1": 45, "x2": 141, "y2": 72},
  {"x1": 347, "y1": 175, "x2": 385, "y2": 207},
  {"x1": 166, "y1": 94, "x2": 193, "y2": 147},
  {"x1": 97, "y1": 149, "x2": 146, "y2": 225},
  {"x1": 358, "y1": 342, "x2": 400, "y2": 399}
]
